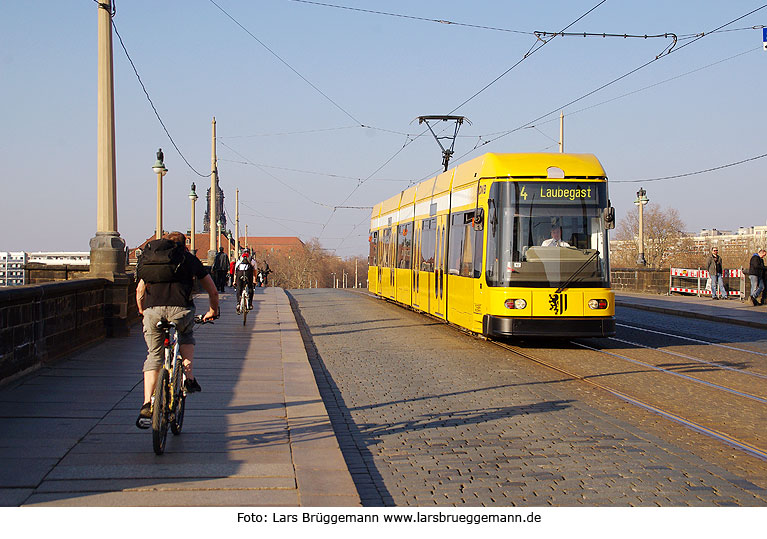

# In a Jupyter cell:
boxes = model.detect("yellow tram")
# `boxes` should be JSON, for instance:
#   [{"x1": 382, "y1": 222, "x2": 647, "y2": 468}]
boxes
[{"x1": 368, "y1": 153, "x2": 616, "y2": 338}]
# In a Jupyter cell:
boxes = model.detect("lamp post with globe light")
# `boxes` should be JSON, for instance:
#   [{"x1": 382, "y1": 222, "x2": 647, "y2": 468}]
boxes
[
  {"x1": 189, "y1": 183, "x2": 198, "y2": 254},
  {"x1": 634, "y1": 187, "x2": 649, "y2": 266},
  {"x1": 152, "y1": 149, "x2": 168, "y2": 240}
]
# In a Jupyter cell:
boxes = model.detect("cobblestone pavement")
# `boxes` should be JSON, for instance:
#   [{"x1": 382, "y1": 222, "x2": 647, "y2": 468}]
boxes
[{"x1": 288, "y1": 289, "x2": 767, "y2": 507}]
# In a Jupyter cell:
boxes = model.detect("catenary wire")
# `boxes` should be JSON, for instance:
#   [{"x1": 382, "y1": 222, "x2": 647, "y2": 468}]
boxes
[
  {"x1": 449, "y1": 5, "x2": 767, "y2": 169},
  {"x1": 219, "y1": 141, "x2": 336, "y2": 209},
  {"x1": 321, "y1": 1, "x2": 610, "y2": 242},
  {"x1": 209, "y1": 0, "x2": 363, "y2": 126}
]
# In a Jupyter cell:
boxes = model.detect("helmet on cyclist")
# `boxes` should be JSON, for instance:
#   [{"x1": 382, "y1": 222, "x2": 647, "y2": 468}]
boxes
[{"x1": 241, "y1": 250, "x2": 250, "y2": 259}]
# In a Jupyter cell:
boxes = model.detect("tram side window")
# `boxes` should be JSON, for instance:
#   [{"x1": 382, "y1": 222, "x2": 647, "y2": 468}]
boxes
[
  {"x1": 448, "y1": 211, "x2": 476, "y2": 277},
  {"x1": 369, "y1": 231, "x2": 378, "y2": 266},
  {"x1": 382, "y1": 227, "x2": 392, "y2": 268},
  {"x1": 397, "y1": 223, "x2": 412, "y2": 269},
  {"x1": 448, "y1": 213, "x2": 463, "y2": 275},
  {"x1": 420, "y1": 218, "x2": 435, "y2": 272}
]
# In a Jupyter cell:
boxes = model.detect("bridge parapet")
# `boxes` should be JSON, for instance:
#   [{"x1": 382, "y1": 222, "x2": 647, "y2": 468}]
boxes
[{"x1": 0, "y1": 277, "x2": 139, "y2": 383}]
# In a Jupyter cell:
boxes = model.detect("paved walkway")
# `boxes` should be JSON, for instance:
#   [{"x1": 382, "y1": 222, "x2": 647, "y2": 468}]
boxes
[
  {"x1": 0, "y1": 287, "x2": 359, "y2": 507},
  {"x1": 616, "y1": 291, "x2": 767, "y2": 329}
]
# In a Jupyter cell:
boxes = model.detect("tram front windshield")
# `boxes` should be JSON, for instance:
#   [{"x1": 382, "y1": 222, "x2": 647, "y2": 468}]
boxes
[{"x1": 486, "y1": 181, "x2": 610, "y2": 288}]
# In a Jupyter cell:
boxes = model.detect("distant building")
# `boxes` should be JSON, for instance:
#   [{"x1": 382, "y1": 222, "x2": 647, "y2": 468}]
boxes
[
  {"x1": 0, "y1": 252, "x2": 26, "y2": 286},
  {"x1": 1, "y1": 251, "x2": 92, "y2": 287},
  {"x1": 687, "y1": 222, "x2": 767, "y2": 253}
]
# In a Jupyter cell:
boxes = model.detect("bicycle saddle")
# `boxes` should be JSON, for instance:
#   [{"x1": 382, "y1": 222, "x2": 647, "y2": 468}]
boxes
[{"x1": 156, "y1": 320, "x2": 177, "y2": 329}]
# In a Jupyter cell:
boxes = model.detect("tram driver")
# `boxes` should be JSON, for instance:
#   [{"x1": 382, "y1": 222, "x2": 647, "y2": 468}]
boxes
[{"x1": 541, "y1": 223, "x2": 571, "y2": 247}]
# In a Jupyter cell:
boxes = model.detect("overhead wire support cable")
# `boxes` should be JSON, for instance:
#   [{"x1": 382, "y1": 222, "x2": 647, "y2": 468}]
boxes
[
  {"x1": 614, "y1": 153, "x2": 767, "y2": 184},
  {"x1": 209, "y1": 0, "x2": 364, "y2": 126},
  {"x1": 447, "y1": 0, "x2": 608, "y2": 116},
  {"x1": 109, "y1": 13, "x2": 211, "y2": 177},
  {"x1": 288, "y1": 0, "x2": 532, "y2": 35}
]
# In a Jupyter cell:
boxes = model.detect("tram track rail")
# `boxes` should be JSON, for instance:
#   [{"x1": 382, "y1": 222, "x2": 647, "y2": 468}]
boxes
[
  {"x1": 606, "y1": 336, "x2": 767, "y2": 381},
  {"x1": 359, "y1": 289, "x2": 767, "y2": 463},
  {"x1": 617, "y1": 322, "x2": 767, "y2": 359},
  {"x1": 491, "y1": 339, "x2": 767, "y2": 462}
]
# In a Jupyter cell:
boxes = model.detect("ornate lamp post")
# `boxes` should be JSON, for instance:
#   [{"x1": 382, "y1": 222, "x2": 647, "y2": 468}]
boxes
[
  {"x1": 634, "y1": 187, "x2": 649, "y2": 266},
  {"x1": 152, "y1": 149, "x2": 168, "y2": 240},
  {"x1": 189, "y1": 183, "x2": 198, "y2": 254}
]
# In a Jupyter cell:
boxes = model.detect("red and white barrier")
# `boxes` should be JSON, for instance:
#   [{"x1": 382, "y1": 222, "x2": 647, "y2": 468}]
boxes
[{"x1": 669, "y1": 267, "x2": 744, "y2": 298}]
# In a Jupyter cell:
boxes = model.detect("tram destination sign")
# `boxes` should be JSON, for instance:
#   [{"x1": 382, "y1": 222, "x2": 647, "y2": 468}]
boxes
[{"x1": 517, "y1": 182, "x2": 601, "y2": 205}]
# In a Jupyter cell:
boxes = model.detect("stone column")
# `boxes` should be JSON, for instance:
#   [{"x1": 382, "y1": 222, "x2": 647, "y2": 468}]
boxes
[{"x1": 88, "y1": 1, "x2": 130, "y2": 337}]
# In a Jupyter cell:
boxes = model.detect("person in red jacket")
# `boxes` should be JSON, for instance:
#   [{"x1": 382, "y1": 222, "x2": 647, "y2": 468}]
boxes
[{"x1": 228, "y1": 258, "x2": 236, "y2": 287}]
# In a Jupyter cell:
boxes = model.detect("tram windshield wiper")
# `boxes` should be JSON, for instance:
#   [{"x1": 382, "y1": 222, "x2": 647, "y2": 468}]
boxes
[{"x1": 555, "y1": 250, "x2": 600, "y2": 294}]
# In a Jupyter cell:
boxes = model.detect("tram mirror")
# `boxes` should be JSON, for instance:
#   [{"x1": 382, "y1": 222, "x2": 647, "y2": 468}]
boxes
[
  {"x1": 473, "y1": 208, "x2": 484, "y2": 231},
  {"x1": 603, "y1": 206, "x2": 615, "y2": 229}
]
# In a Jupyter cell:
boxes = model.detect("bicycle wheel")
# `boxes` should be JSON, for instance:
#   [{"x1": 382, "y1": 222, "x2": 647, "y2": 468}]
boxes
[
  {"x1": 152, "y1": 369, "x2": 170, "y2": 455},
  {"x1": 242, "y1": 294, "x2": 248, "y2": 325},
  {"x1": 170, "y1": 360, "x2": 186, "y2": 435}
]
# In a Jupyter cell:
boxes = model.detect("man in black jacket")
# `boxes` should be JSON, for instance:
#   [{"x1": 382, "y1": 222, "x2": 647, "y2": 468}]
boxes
[
  {"x1": 212, "y1": 247, "x2": 229, "y2": 292},
  {"x1": 705, "y1": 247, "x2": 726, "y2": 299},
  {"x1": 748, "y1": 249, "x2": 766, "y2": 306}
]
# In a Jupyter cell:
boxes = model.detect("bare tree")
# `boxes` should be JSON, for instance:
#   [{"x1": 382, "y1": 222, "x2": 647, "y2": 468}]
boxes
[
  {"x1": 613, "y1": 205, "x2": 687, "y2": 269},
  {"x1": 251, "y1": 237, "x2": 368, "y2": 289}
]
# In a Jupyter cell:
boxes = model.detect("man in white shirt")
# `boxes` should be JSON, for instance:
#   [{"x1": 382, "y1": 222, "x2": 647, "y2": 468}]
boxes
[{"x1": 541, "y1": 225, "x2": 570, "y2": 247}]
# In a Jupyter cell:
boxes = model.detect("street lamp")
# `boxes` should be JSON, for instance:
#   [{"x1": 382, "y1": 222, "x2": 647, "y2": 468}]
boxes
[
  {"x1": 634, "y1": 187, "x2": 649, "y2": 266},
  {"x1": 189, "y1": 183, "x2": 198, "y2": 254},
  {"x1": 152, "y1": 148, "x2": 168, "y2": 240}
]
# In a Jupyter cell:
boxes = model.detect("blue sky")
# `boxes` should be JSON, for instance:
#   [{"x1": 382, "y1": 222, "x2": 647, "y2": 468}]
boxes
[{"x1": 2, "y1": 1, "x2": 766, "y2": 257}]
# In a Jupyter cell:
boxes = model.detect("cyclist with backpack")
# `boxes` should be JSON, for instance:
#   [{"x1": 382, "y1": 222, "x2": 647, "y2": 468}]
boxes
[
  {"x1": 135, "y1": 231, "x2": 219, "y2": 429},
  {"x1": 235, "y1": 250, "x2": 255, "y2": 313}
]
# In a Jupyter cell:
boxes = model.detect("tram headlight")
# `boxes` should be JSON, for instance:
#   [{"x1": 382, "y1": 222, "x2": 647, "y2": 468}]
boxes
[
  {"x1": 588, "y1": 299, "x2": 608, "y2": 310},
  {"x1": 505, "y1": 298, "x2": 527, "y2": 310}
]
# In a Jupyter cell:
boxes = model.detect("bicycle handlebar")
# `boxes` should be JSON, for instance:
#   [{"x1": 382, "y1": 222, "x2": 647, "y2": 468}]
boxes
[{"x1": 194, "y1": 313, "x2": 219, "y2": 324}]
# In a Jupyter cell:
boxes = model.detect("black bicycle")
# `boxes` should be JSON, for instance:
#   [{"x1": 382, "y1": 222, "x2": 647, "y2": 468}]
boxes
[
  {"x1": 151, "y1": 314, "x2": 215, "y2": 455},
  {"x1": 238, "y1": 276, "x2": 252, "y2": 325}
]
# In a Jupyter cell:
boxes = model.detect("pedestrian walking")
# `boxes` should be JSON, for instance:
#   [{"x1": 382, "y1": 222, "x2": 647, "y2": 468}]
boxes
[
  {"x1": 705, "y1": 247, "x2": 726, "y2": 300},
  {"x1": 212, "y1": 247, "x2": 229, "y2": 293},
  {"x1": 748, "y1": 248, "x2": 766, "y2": 306}
]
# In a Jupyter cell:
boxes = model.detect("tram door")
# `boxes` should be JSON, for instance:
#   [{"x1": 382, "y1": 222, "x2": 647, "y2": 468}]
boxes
[
  {"x1": 433, "y1": 214, "x2": 448, "y2": 319},
  {"x1": 413, "y1": 223, "x2": 421, "y2": 310},
  {"x1": 369, "y1": 230, "x2": 381, "y2": 295}
]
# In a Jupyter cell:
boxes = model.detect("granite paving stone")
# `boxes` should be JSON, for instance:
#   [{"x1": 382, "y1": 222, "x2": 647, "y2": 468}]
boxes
[{"x1": 0, "y1": 288, "x2": 358, "y2": 507}]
